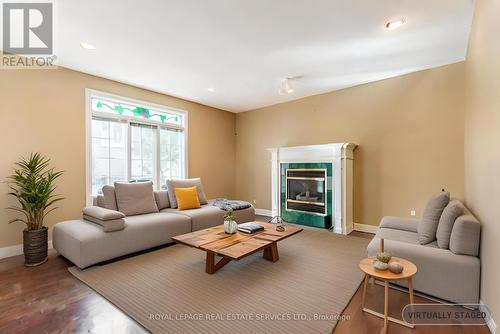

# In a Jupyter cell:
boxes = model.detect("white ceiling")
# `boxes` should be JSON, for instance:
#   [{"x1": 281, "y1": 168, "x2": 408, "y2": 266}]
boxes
[{"x1": 57, "y1": 0, "x2": 474, "y2": 112}]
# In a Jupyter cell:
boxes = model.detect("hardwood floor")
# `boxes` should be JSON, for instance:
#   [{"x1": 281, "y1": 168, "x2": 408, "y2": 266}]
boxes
[
  {"x1": 0, "y1": 249, "x2": 146, "y2": 334},
  {"x1": 0, "y1": 223, "x2": 490, "y2": 334},
  {"x1": 333, "y1": 277, "x2": 489, "y2": 334}
]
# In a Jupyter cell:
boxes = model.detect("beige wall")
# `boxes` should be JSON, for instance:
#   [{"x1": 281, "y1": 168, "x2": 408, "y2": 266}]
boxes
[
  {"x1": 0, "y1": 67, "x2": 236, "y2": 248},
  {"x1": 235, "y1": 63, "x2": 465, "y2": 227},
  {"x1": 464, "y1": 0, "x2": 500, "y2": 324}
]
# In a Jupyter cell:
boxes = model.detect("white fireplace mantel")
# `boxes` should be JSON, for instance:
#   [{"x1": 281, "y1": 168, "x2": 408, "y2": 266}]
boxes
[{"x1": 267, "y1": 143, "x2": 357, "y2": 234}]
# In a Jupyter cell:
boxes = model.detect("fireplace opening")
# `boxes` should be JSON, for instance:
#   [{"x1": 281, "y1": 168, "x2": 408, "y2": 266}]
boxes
[{"x1": 285, "y1": 169, "x2": 327, "y2": 215}]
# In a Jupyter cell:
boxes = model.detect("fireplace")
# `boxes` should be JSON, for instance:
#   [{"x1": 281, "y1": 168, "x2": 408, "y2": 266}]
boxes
[
  {"x1": 279, "y1": 162, "x2": 332, "y2": 229},
  {"x1": 268, "y1": 143, "x2": 357, "y2": 234},
  {"x1": 286, "y1": 169, "x2": 327, "y2": 215}
]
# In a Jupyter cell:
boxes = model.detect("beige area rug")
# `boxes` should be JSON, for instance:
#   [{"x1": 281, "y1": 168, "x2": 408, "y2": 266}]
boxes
[{"x1": 69, "y1": 227, "x2": 370, "y2": 334}]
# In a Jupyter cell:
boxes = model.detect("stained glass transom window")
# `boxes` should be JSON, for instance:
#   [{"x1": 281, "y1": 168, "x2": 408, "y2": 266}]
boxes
[
  {"x1": 91, "y1": 97, "x2": 183, "y2": 126},
  {"x1": 88, "y1": 92, "x2": 186, "y2": 199}
]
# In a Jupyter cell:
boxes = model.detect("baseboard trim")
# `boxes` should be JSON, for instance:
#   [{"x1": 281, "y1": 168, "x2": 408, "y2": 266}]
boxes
[
  {"x1": 353, "y1": 223, "x2": 378, "y2": 234},
  {"x1": 253, "y1": 214, "x2": 379, "y2": 234},
  {"x1": 255, "y1": 208, "x2": 273, "y2": 217},
  {"x1": 481, "y1": 300, "x2": 497, "y2": 334},
  {"x1": 0, "y1": 241, "x2": 53, "y2": 260},
  {"x1": 488, "y1": 315, "x2": 497, "y2": 334}
]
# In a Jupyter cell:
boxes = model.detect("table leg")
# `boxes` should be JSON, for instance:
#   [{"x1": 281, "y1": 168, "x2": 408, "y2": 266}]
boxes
[
  {"x1": 408, "y1": 277, "x2": 414, "y2": 305},
  {"x1": 206, "y1": 252, "x2": 215, "y2": 273},
  {"x1": 381, "y1": 280, "x2": 389, "y2": 334},
  {"x1": 263, "y1": 242, "x2": 279, "y2": 262},
  {"x1": 361, "y1": 274, "x2": 370, "y2": 309},
  {"x1": 205, "y1": 252, "x2": 231, "y2": 274},
  {"x1": 407, "y1": 277, "x2": 415, "y2": 326},
  {"x1": 362, "y1": 278, "x2": 414, "y2": 330}
]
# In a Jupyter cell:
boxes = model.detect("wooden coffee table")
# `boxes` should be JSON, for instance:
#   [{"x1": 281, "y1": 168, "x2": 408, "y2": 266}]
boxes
[
  {"x1": 359, "y1": 256, "x2": 418, "y2": 334},
  {"x1": 172, "y1": 222, "x2": 303, "y2": 274}
]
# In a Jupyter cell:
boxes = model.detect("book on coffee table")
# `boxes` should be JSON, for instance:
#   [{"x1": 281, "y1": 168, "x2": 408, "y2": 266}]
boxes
[{"x1": 237, "y1": 222, "x2": 264, "y2": 234}]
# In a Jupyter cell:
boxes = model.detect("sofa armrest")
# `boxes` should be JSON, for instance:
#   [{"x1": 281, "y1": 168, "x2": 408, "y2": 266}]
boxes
[
  {"x1": 83, "y1": 206, "x2": 125, "y2": 221},
  {"x1": 379, "y1": 216, "x2": 419, "y2": 233},
  {"x1": 83, "y1": 215, "x2": 125, "y2": 232},
  {"x1": 82, "y1": 206, "x2": 125, "y2": 232}
]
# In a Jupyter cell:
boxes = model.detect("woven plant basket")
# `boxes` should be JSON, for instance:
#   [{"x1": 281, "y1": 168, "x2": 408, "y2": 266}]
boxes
[{"x1": 23, "y1": 227, "x2": 48, "y2": 266}]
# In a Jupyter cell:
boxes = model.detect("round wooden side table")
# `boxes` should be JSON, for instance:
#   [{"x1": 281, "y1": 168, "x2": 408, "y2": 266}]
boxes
[{"x1": 359, "y1": 256, "x2": 418, "y2": 334}]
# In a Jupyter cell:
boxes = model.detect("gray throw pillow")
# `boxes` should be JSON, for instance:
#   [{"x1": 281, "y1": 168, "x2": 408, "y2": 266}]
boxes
[
  {"x1": 114, "y1": 182, "x2": 159, "y2": 216},
  {"x1": 436, "y1": 200, "x2": 464, "y2": 249},
  {"x1": 102, "y1": 185, "x2": 118, "y2": 211},
  {"x1": 154, "y1": 190, "x2": 170, "y2": 210},
  {"x1": 166, "y1": 178, "x2": 208, "y2": 209},
  {"x1": 418, "y1": 191, "x2": 450, "y2": 244},
  {"x1": 449, "y1": 215, "x2": 481, "y2": 256}
]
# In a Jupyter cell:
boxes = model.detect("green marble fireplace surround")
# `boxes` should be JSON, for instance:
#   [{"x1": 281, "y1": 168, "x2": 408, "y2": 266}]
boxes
[
  {"x1": 269, "y1": 143, "x2": 356, "y2": 234},
  {"x1": 280, "y1": 162, "x2": 333, "y2": 229}
]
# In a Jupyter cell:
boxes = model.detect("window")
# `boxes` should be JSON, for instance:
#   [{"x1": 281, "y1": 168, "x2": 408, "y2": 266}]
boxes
[
  {"x1": 86, "y1": 90, "x2": 187, "y2": 201},
  {"x1": 130, "y1": 123, "x2": 156, "y2": 182},
  {"x1": 91, "y1": 118, "x2": 127, "y2": 195}
]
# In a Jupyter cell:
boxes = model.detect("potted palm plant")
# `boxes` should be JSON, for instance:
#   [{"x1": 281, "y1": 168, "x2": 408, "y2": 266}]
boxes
[{"x1": 7, "y1": 153, "x2": 64, "y2": 266}]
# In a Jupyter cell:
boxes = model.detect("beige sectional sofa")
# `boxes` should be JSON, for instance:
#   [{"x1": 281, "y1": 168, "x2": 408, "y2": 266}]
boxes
[
  {"x1": 367, "y1": 197, "x2": 481, "y2": 304},
  {"x1": 53, "y1": 181, "x2": 254, "y2": 268}
]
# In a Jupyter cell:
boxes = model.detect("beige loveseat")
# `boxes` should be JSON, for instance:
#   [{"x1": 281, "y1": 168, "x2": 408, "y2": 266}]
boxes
[
  {"x1": 53, "y1": 181, "x2": 254, "y2": 268},
  {"x1": 367, "y1": 198, "x2": 480, "y2": 304}
]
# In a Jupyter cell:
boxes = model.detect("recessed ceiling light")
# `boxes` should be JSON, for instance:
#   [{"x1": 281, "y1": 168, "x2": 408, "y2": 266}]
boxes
[
  {"x1": 385, "y1": 18, "x2": 406, "y2": 30},
  {"x1": 207, "y1": 87, "x2": 215, "y2": 92},
  {"x1": 80, "y1": 42, "x2": 96, "y2": 50}
]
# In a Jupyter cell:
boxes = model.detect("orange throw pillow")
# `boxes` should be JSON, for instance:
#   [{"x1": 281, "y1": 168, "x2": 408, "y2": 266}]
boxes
[{"x1": 174, "y1": 186, "x2": 201, "y2": 210}]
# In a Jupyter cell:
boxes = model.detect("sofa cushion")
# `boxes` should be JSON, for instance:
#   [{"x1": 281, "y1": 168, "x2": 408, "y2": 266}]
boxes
[
  {"x1": 166, "y1": 178, "x2": 208, "y2": 209},
  {"x1": 204, "y1": 200, "x2": 255, "y2": 224},
  {"x1": 373, "y1": 228, "x2": 420, "y2": 245},
  {"x1": 175, "y1": 186, "x2": 201, "y2": 210},
  {"x1": 230, "y1": 206, "x2": 255, "y2": 223},
  {"x1": 123, "y1": 212, "x2": 190, "y2": 233},
  {"x1": 53, "y1": 213, "x2": 191, "y2": 268},
  {"x1": 162, "y1": 205, "x2": 225, "y2": 231},
  {"x1": 102, "y1": 185, "x2": 119, "y2": 211},
  {"x1": 114, "y1": 182, "x2": 159, "y2": 216},
  {"x1": 418, "y1": 191, "x2": 450, "y2": 244},
  {"x1": 154, "y1": 190, "x2": 170, "y2": 210},
  {"x1": 436, "y1": 200, "x2": 464, "y2": 249},
  {"x1": 449, "y1": 214, "x2": 481, "y2": 256},
  {"x1": 379, "y1": 216, "x2": 419, "y2": 233}
]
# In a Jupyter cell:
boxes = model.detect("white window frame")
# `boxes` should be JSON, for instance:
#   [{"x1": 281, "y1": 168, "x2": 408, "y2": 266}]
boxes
[{"x1": 85, "y1": 88, "x2": 189, "y2": 205}]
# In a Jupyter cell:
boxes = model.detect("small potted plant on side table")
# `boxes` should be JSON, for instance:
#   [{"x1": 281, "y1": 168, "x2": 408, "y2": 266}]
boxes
[{"x1": 6, "y1": 153, "x2": 64, "y2": 266}]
